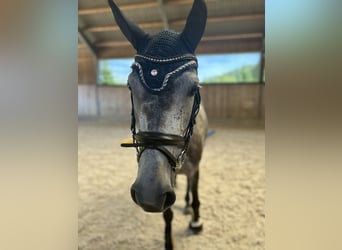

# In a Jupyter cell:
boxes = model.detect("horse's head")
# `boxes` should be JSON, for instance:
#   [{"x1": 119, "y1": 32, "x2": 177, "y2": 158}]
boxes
[{"x1": 109, "y1": 0, "x2": 207, "y2": 212}]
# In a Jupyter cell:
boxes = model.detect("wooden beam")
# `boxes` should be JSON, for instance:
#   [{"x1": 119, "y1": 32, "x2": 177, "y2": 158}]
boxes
[
  {"x1": 86, "y1": 21, "x2": 163, "y2": 33},
  {"x1": 78, "y1": 7, "x2": 110, "y2": 15},
  {"x1": 208, "y1": 13, "x2": 264, "y2": 23},
  {"x1": 259, "y1": 36, "x2": 265, "y2": 83},
  {"x1": 78, "y1": 28, "x2": 97, "y2": 59},
  {"x1": 164, "y1": 0, "x2": 216, "y2": 5},
  {"x1": 78, "y1": 0, "x2": 217, "y2": 15},
  {"x1": 95, "y1": 33, "x2": 263, "y2": 48},
  {"x1": 158, "y1": 0, "x2": 169, "y2": 30},
  {"x1": 78, "y1": 57, "x2": 94, "y2": 63},
  {"x1": 86, "y1": 26, "x2": 119, "y2": 33},
  {"x1": 85, "y1": 13, "x2": 264, "y2": 33},
  {"x1": 258, "y1": 36, "x2": 265, "y2": 119},
  {"x1": 98, "y1": 45, "x2": 136, "y2": 58},
  {"x1": 196, "y1": 38, "x2": 263, "y2": 54},
  {"x1": 201, "y1": 33, "x2": 264, "y2": 41},
  {"x1": 96, "y1": 41, "x2": 131, "y2": 48},
  {"x1": 78, "y1": 2, "x2": 159, "y2": 15},
  {"x1": 97, "y1": 37, "x2": 263, "y2": 58},
  {"x1": 171, "y1": 13, "x2": 264, "y2": 26}
]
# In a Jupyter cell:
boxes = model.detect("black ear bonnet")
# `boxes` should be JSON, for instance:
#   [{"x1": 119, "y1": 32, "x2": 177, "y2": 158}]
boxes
[
  {"x1": 142, "y1": 30, "x2": 191, "y2": 57},
  {"x1": 108, "y1": 0, "x2": 207, "y2": 93},
  {"x1": 131, "y1": 30, "x2": 198, "y2": 92}
]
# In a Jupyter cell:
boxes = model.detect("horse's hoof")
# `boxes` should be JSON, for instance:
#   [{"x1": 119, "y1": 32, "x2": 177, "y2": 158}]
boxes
[
  {"x1": 183, "y1": 206, "x2": 192, "y2": 215},
  {"x1": 189, "y1": 220, "x2": 203, "y2": 234}
]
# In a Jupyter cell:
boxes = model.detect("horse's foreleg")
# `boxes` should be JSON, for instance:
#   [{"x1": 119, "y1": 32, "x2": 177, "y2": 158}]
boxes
[
  {"x1": 189, "y1": 170, "x2": 203, "y2": 233},
  {"x1": 184, "y1": 176, "x2": 192, "y2": 214},
  {"x1": 163, "y1": 207, "x2": 173, "y2": 250}
]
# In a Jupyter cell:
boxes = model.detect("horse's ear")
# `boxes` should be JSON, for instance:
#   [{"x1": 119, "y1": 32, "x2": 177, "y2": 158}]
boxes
[
  {"x1": 108, "y1": 0, "x2": 150, "y2": 52},
  {"x1": 181, "y1": 0, "x2": 207, "y2": 53}
]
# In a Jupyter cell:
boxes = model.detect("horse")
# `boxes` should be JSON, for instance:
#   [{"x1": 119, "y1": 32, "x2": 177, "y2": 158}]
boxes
[{"x1": 108, "y1": 1, "x2": 208, "y2": 249}]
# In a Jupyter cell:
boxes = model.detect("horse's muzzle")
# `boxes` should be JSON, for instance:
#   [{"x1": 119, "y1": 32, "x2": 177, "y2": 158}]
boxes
[{"x1": 130, "y1": 185, "x2": 176, "y2": 212}]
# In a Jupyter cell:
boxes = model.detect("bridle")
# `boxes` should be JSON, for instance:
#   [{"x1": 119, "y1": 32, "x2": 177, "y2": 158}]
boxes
[{"x1": 121, "y1": 53, "x2": 201, "y2": 171}]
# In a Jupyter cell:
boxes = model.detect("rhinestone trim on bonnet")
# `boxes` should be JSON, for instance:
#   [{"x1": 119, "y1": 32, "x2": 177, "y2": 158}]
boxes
[
  {"x1": 135, "y1": 54, "x2": 197, "y2": 63},
  {"x1": 132, "y1": 60, "x2": 198, "y2": 92}
]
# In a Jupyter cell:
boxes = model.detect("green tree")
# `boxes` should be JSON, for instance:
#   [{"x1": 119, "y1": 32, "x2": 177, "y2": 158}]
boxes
[
  {"x1": 203, "y1": 64, "x2": 260, "y2": 84},
  {"x1": 99, "y1": 61, "x2": 115, "y2": 85}
]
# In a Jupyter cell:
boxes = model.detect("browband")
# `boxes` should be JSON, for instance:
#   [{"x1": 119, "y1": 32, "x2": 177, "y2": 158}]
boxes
[
  {"x1": 131, "y1": 54, "x2": 198, "y2": 93},
  {"x1": 135, "y1": 54, "x2": 197, "y2": 63}
]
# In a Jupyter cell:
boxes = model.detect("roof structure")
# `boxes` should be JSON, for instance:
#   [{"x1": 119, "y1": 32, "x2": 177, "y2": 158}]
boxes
[{"x1": 78, "y1": 0, "x2": 264, "y2": 59}]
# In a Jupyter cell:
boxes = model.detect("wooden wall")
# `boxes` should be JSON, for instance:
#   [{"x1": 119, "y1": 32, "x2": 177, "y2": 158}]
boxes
[
  {"x1": 78, "y1": 84, "x2": 265, "y2": 122},
  {"x1": 97, "y1": 86, "x2": 131, "y2": 120},
  {"x1": 201, "y1": 84, "x2": 265, "y2": 120},
  {"x1": 78, "y1": 85, "x2": 97, "y2": 116},
  {"x1": 78, "y1": 47, "x2": 98, "y2": 116},
  {"x1": 78, "y1": 46, "x2": 265, "y2": 123},
  {"x1": 78, "y1": 46, "x2": 96, "y2": 85}
]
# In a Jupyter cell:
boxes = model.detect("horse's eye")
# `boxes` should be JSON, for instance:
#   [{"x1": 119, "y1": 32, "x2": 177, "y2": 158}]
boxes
[
  {"x1": 189, "y1": 85, "x2": 199, "y2": 96},
  {"x1": 127, "y1": 83, "x2": 132, "y2": 90}
]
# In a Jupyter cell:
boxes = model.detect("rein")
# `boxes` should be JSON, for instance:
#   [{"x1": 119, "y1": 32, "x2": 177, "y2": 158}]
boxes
[{"x1": 121, "y1": 54, "x2": 201, "y2": 171}]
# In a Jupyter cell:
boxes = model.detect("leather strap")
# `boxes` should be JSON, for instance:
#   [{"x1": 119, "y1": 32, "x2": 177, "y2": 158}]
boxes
[{"x1": 121, "y1": 131, "x2": 185, "y2": 170}]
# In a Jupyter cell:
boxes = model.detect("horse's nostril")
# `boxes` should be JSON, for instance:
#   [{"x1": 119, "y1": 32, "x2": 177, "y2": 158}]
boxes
[
  {"x1": 130, "y1": 187, "x2": 138, "y2": 204},
  {"x1": 130, "y1": 184, "x2": 175, "y2": 212},
  {"x1": 164, "y1": 191, "x2": 176, "y2": 208}
]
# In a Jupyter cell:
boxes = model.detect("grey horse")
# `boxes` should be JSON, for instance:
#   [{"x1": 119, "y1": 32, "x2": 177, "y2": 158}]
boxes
[{"x1": 109, "y1": 0, "x2": 208, "y2": 249}]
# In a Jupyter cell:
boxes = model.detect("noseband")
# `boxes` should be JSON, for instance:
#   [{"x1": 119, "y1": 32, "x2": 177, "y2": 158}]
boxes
[{"x1": 121, "y1": 54, "x2": 201, "y2": 171}]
